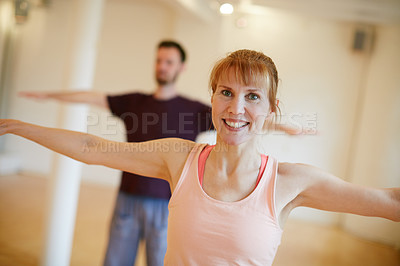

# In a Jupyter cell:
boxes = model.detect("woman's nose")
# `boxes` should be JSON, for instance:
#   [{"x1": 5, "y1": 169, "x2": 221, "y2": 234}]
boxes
[{"x1": 228, "y1": 97, "x2": 245, "y2": 115}]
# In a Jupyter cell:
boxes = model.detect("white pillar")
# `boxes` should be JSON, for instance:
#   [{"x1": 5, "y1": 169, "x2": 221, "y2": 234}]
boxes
[{"x1": 41, "y1": 1, "x2": 104, "y2": 266}]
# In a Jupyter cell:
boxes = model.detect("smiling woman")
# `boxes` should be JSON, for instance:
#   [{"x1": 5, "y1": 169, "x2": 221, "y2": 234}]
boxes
[
  {"x1": 0, "y1": 49, "x2": 399, "y2": 266},
  {"x1": 209, "y1": 50, "x2": 276, "y2": 146},
  {"x1": 211, "y1": 74, "x2": 271, "y2": 146},
  {"x1": 209, "y1": 49, "x2": 280, "y2": 116}
]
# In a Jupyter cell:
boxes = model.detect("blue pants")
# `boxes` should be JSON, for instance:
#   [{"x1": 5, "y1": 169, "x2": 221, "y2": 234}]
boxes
[{"x1": 103, "y1": 192, "x2": 169, "y2": 266}]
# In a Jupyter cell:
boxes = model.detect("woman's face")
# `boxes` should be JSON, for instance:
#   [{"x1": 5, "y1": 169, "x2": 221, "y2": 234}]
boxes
[{"x1": 211, "y1": 69, "x2": 272, "y2": 146}]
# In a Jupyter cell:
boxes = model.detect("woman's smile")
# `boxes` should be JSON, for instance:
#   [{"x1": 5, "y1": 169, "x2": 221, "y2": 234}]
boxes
[{"x1": 223, "y1": 118, "x2": 250, "y2": 130}]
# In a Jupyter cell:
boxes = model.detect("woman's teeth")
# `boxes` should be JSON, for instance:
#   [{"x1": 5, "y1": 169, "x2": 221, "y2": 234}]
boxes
[{"x1": 225, "y1": 120, "x2": 248, "y2": 128}]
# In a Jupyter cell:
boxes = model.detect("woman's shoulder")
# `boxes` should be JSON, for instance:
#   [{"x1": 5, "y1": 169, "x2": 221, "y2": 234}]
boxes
[
  {"x1": 278, "y1": 161, "x2": 331, "y2": 180},
  {"x1": 161, "y1": 138, "x2": 203, "y2": 152},
  {"x1": 161, "y1": 138, "x2": 205, "y2": 189},
  {"x1": 276, "y1": 162, "x2": 320, "y2": 193},
  {"x1": 277, "y1": 161, "x2": 309, "y2": 177},
  {"x1": 277, "y1": 161, "x2": 335, "y2": 197},
  {"x1": 274, "y1": 162, "x2": 320, "y2": 224}
]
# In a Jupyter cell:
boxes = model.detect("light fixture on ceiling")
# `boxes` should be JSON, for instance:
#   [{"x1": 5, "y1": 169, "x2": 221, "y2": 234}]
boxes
[
  {"x1": 15, "y1": 0, "x2": 30, "y2": 24},
  {"x1": 220, "y1": 3, "x2": 234, "y2": 15}
]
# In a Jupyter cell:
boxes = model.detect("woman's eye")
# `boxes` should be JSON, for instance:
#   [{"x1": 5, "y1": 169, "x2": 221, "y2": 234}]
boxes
[
  {"x1": 221, "y1": 90, "x2": 232, "y2": 97},
  {"x1": 247, "y1": 93, "x2": 259, "y2": 100}
]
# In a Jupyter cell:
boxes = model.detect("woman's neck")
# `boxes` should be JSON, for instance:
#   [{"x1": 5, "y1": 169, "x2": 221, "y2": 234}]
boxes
[{"x1": 211, "y1": 138, "x2": 261, "y2": 176}]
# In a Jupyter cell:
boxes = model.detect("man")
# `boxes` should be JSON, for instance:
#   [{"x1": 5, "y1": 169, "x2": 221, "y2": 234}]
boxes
[{"x1": 20, "y1": 40, "x2": 213, "y2": 266}]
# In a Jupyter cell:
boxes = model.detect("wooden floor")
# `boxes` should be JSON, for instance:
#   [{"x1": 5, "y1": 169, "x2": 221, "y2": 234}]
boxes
[{"x1": 0, "y1": 175, "x2": 399, "y2": 266}]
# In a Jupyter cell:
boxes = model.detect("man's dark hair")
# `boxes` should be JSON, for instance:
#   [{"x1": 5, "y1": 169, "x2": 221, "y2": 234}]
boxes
[{"x1": 158, "y1": 40, "x2": 186, "y2": 63}]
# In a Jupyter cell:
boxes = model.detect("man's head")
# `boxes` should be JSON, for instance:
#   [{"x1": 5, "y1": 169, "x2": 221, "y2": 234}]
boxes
[
  {"x1": 155, "y1": 40, "x2": 186, "y2": 86},
  {"x1": 158, "y1": 41, "x2": 186, "y2": 63}
]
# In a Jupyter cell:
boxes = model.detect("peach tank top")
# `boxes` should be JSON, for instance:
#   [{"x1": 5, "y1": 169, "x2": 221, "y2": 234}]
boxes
[{"x1": 165, "y1": 144, "x2": 283, "y2": 266}]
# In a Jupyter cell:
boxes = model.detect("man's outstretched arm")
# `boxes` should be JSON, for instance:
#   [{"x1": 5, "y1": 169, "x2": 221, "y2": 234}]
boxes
[{"x1": 19, "y1": 91, "x2": 108, "y2": 109}]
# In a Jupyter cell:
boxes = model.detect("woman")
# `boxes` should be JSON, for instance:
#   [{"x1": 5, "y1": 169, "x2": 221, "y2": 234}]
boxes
[{"x1": 1, "y1": 49, "x2": 399, "y2": 265}]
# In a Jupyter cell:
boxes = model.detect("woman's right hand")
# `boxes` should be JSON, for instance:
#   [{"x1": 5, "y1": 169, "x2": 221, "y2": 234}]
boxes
[{"x1": 0, "y1": 119, "x2": 19, "y2": 136}]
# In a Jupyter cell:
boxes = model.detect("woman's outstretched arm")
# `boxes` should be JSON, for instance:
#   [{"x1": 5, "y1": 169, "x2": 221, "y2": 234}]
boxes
[
  {"x1": 0, "y1": 119, "x2": 193, "y2": 184},
  {"x1": 276, "y1": 163, "x2": 400, "y2": 224}
]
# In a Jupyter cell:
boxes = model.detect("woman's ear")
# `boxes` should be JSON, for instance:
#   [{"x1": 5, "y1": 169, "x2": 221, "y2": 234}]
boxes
[
  {"x1": 260, "y1": 112, "x2": 275, "y2": 133},
  {"x1": 266, "y1": 112, "x2": 275, "y2": 126},
  {"x1": 268, "y1": 112, "x2": 275, "y2": 119}
]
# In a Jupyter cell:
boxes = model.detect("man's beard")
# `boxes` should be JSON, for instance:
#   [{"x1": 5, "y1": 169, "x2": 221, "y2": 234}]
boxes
[{"x1": 156, "y1": 71, "x2": 179, "y2": 86}]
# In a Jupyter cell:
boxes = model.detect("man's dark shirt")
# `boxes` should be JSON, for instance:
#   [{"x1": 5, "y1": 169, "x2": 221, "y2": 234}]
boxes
[{"x1": 107, "y1": 93, "x2": 213, "y2": 199}]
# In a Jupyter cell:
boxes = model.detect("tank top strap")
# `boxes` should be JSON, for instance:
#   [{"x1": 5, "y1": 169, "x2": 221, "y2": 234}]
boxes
[
  {"x1": 198, "y1": 145, "x2": 215, "y2": 186},
  {"x1": 254, "y1": 154, "x2": 268, "y2": 189},
  {"x1": 259, "y1": 156, "x2": 280, "y2": 223},
  {"x1": 171, "y1": 143, "x2": 207, "y2": 196}
]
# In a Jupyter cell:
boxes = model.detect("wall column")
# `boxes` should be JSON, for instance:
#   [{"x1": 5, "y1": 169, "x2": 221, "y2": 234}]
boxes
[{"x1": 41, "y1": 0, "x2": 104, "y2": 265}]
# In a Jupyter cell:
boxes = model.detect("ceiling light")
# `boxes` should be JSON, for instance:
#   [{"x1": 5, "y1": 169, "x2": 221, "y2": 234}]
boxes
[{"x1": 220, "y1": 3, "x2": 234, "y2": 15}]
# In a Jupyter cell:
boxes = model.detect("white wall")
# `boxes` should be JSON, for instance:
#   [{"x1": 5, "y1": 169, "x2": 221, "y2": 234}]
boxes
[
  {"x1": 343, "y1": 25, "x2": 400, "y2": 247},
  {"x1": 2, "y1": 0, "x2": 399, "y2": 245},
  {"x1": 4, "y1": 0, "x2": 72, "y2": 173},
  {"x1": 0, "y1": 0, "x2": 14, "y2": 127}
]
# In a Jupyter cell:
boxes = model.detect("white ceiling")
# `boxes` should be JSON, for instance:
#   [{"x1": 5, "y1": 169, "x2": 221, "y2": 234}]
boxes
[{"x1": 164, "y1": 0, "x2": 400, "y2": 25}]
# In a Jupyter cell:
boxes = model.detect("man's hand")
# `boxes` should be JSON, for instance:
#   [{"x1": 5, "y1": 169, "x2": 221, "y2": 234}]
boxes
[
  {"x1": 18, "y1": 91, "x2": 108, "y2": 109},
  {"x1": 19, "y1": 91, "x2": 50, "y2": 100}
]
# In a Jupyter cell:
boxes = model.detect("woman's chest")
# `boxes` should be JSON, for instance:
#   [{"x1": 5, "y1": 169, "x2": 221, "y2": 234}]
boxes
[{"x1": 202, "y1": 170, "x2": 259, "y2": 202}]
